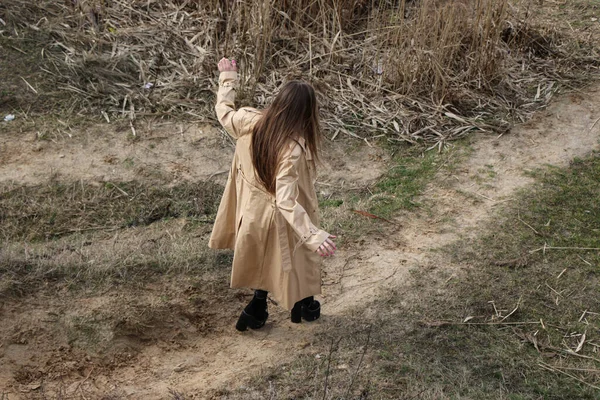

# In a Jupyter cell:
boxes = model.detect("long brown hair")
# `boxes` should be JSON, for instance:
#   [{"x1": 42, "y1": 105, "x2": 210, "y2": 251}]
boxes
[{"x1": 251, "y1": 80, "x2": 321, "y2": 194}]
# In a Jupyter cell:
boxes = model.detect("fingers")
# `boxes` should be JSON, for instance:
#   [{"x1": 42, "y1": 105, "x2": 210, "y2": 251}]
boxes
[
  {"x1": 218, "y1": 58, "x2": 238, "y2": 72},
  {"x1": 218, "y1": 58, "x2": 228, "y2": 72},
  {"x1": 317, "y1": 245, "x2": 333, "y2": 257},
  {"x1": 219, "y1": 59, "x2": 231, "y2": 70},
  {"x1": 317, "y1": 237, "x2": 337, "y2": 257},
  {"x1": 323, "y1": 239, "x2": 336, "y2": 251}
]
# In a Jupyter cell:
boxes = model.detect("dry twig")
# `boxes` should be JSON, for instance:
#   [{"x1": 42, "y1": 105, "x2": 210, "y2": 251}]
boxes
[{"x1": 539, "y1": 362, "x2": 600, "y2": 391}]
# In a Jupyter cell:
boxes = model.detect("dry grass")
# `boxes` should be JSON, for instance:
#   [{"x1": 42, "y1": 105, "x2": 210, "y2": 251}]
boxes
[
  {"x1": 1, "y1": 0, "x2": 597, "y2": 144},
  {"x1": 0, "y1": 178, "x2": 239, "y2": 395},
  {"x1": 0, "y1": 180, "x2": 222, "y2": 241},
  {"x1": 0, "y1": 218, "x2": 231, "y2": 296},
  {"x1": 0, "y1": 180, "x2": 229, "y2": 297}
]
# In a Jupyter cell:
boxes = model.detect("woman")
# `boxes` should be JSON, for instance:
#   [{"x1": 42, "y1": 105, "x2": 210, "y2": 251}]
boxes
[{"x1": 209, "y1": 58, "x2": 337, "y2": 331}]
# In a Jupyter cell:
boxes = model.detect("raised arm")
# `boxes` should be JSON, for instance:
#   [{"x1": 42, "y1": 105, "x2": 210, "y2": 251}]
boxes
[
  {"x1": 215, "y1": 58, "x2": 260, "y2": 139},
  {"x1": 276, "y1": 143, "x2": 336, "y2": 257}
]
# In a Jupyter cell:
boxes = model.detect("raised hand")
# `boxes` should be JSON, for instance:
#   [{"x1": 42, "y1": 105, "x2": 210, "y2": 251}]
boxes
[
  {"x1": 218, "y1": 57, "x2": 237, "y2": 72},
  {"x1": 317, "y1": 235, "x2": 337, "y2": 257}
]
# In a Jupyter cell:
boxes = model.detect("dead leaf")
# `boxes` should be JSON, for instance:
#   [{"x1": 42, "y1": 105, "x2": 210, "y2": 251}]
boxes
[
  {"x1": 20, "y1": 383, "x2": 41, "y2": 392},
  {"x1": 575, "y1": 331, "x2": 587, "y2": 353}
]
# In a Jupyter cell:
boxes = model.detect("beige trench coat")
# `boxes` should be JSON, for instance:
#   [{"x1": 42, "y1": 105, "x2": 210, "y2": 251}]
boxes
[{"x1": 208, "y1": 71, "x2": 330, "y2": 310}]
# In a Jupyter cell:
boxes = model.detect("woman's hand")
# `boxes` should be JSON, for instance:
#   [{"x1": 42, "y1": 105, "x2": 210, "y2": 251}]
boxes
[
  {"x1": 218, "y1": 57, "x2": 237, "y2": 72},
  {"x1": 317, "y1": 235, "x2": 337, "y2": 257}
]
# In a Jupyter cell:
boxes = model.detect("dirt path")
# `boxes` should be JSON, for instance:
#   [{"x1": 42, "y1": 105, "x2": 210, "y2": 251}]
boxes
[
  {"x1": 332, "y1": 87, "x2": 600, "y2": 308},
  {"x1": 1, "y1": 85, "x2": 599, "y2": 399}
]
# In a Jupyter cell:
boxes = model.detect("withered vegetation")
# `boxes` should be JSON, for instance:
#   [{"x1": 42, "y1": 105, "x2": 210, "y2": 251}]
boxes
[{"x1": 1, "y1": 0, "x2": 598, "y2": 144}]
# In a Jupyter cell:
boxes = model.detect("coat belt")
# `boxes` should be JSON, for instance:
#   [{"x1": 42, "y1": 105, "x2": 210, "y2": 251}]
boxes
[{"x1": 237, "y1": 168, "x2": 293, "y2": 272}]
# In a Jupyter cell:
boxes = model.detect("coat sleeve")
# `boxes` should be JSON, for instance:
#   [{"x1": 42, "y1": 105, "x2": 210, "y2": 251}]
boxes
[
  {"x1": 215, "y1": 71, "x2": 260, "y2": 139},
  {"x1": 275, "y1": 143, "x2": 330, "y2": 252}
]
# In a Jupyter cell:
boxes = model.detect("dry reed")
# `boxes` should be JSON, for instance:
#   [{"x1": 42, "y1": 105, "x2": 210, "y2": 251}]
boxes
[{"x1": 1, "y1": 0, "x2": 597, "y2": 143}]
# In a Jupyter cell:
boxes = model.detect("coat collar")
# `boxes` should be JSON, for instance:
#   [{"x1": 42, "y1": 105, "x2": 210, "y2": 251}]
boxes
[{"x1": 295, "y1": 137, "x2": 313, "y2": 160}]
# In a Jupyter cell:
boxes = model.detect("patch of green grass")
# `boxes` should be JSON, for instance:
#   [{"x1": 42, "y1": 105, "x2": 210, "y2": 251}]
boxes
[
  {"x1": 319, "y1": 199, "x2": 344, "y2": 208},
  {"x1": 318, "y1": 140, "x2": 472, "y2": 244},
  {"x1": 365, "y1": 153, "x2": 600, "y2": 399},
  {"x1": 368, "y1": 139, "x2": 474, "y2": 218},
  {"x1": 515, "y1": 159, "x2": 600, "y2": 251},
  {"x1": 483, "y1": 164, "x2": 498, "y2": 178},
  {"x1": 370, "y1": 148, "x2": 438, "y2": 216}
]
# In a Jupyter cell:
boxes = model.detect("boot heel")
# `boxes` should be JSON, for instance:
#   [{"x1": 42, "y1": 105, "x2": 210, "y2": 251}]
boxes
[
  {"x1": 291, "y1": 302, "x2": 302, "y2": 323},
  {"x1": 235, "y1": 312, "x2": 249, "y2": 331},
  {"x1": 236, "y1": 310, "x2": 267, "y2": 331},
  {"x1": 302, "y1": 300, "x2": 321, "y2": 322}
]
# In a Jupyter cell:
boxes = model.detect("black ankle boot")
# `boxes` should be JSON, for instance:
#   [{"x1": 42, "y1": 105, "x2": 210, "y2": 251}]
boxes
[
  {"x1": 290, "y1": 296, "x2": 321, "y2": 323},
  {"x1": 236, "y1": 290, "x2": 269, "y2": 332},
  {"x1": 291, "y1": 301, "x2": 302, "y2": 323},
  {"x1": 301, "y1": 297, "x2": 321, "y2": 322}
]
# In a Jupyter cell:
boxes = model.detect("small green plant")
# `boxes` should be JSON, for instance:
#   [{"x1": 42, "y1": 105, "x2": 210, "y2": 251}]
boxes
[
  {"x1": 319, "y1": 199, "x2": 344, "y2": 208},
  {"x1": 370, "y1": 150, "x2": 437, "y2": 216}
]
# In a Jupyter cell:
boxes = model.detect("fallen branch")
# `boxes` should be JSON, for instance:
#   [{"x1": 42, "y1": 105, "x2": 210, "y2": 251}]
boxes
[
  {"x1": 500, "y1": 296, "x2": 522, "y2": 322},
  {"x1": 421, "y1": 320, "x2": 542, "y2": 327},
  {"x1": 73, "y1": 367, "x2": 95, "y2": 395},
  {"x1": 539, "y1": 362, "x2": 600, "y2": 391},
  {"x1": 352, "y1": 209, "x2": 394, "y2": 224},
  {"x1": 530, "y1": 246, "x2": 600, "y2": 254},
  {"x1": 345, "y1": 326, "x2": 372, "y2": 398},
  {"x1": 551, "y1": 366, "x2": 600, "y2": 374},
  {"x1": 322, "y1": 337, "x2": 343, "y2": 400},
  {"x1": 517, "y1": 211, "x2": 540, "y2": 235},
  {"x1": 590, "y1": 116, "x2": 600, "y2": 132}
]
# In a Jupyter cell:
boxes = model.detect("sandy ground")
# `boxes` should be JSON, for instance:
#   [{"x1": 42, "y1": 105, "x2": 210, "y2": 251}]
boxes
[{"x1": 1, "y1": 84, "x2": 599, "y2": 399}]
